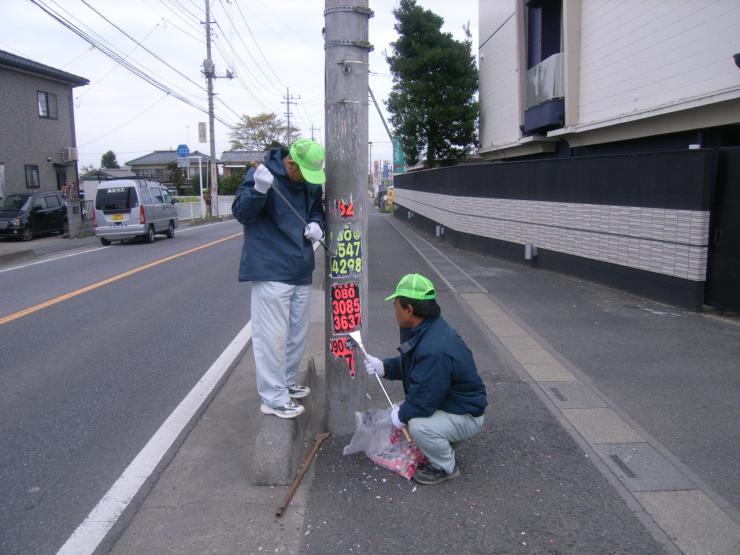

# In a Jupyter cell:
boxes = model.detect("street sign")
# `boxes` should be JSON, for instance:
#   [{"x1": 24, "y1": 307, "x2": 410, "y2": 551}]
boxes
[
  {"x1": 176, "y1": 144, "x2": 190, "y2": 158},
  {"x1": 198, "y1": 122, "x2": 207, "y2": 143}
]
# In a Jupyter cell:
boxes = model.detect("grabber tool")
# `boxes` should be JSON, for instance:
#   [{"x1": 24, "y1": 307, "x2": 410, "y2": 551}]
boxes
[
  {"x1": 268, "y1": 184, "x2": 337, "y2": 256},
  {"x1": 348, "y1": 330, "x2": 413, "y2": 443}
]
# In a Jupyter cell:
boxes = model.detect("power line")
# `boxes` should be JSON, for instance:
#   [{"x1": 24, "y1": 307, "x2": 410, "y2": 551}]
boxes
[
  {"x1": 230, "y1": 0, "x2": 287, "y2": 89},
  {"x1": 76, "y1": 22, "x2": 162, "y2": 99},
  {"x1": 45, "y1": 0, "x2": 203, "y2": 104},
  {"x1": 211, "y1": 33, "x2": 276, "y2": 112},
  {"x1": 30, "y1": 0, "x2": 235, "y2": 128},
  {"x1": 212, "y1": 2, "x2": 283, "y2": 97},
  {"x1": 81, "y1": 0, "x2": 206, "y2": 92}
]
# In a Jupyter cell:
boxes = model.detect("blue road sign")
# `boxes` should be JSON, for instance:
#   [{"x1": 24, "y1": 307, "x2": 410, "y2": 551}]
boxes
[{"x1": 176, "y1": 144, "x2": 190, "y2": 158}]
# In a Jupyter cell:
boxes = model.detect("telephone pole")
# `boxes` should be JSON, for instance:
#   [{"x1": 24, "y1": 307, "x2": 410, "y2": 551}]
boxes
[
  {"x1": 309, "y1": 123, "x2": 321, "y2": 141},
  {"x1": 282, "y1": 88, "x2": 300, "y2": 145},
  {"x1": 201, "y1": 1, "x2": 233, "y2": 217},
  {"x1": 202, "y1": 0, "x2": 218, "y2": 217},
  {"x1": 324, "y1": 1, "x2": 373, "y2": 434}
]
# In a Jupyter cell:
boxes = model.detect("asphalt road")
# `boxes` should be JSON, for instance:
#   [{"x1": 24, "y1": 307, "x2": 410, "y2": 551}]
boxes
[{"x1": 0, "y1": 220, "x2": 249, "y2": 554}]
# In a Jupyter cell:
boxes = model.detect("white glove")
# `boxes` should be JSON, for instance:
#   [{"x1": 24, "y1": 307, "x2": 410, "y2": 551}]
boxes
[
  {"x1": 304, "y1": 221, "x2": 323, "y2": 242},
  {"x1": 363, "y1": 354, "x2": 384, "y2": 377},
  {"x1": 253, "y1": 165, "x2": 273, "y2": 194},
  {"x1": 390, "y1": 404, "x2": 404, "y2": 429}
]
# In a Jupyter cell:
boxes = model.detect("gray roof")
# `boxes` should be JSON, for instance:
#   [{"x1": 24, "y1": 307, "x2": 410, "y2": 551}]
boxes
[
  {"x1": 220, "y1": 150, "x2": 265, "y2": 164},
  {"x1": 0, "y1": 49, "x2": 89, "y2": 86},
  {"x1": 126, "y1": 150, "x2": 211, "y2": 166},
  {"x1": 81, "y1": 168, "x2": 137, "y2": 180}
]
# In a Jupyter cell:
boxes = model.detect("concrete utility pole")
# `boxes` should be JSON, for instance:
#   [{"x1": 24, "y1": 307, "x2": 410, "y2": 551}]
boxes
[
  {"x1": 203, "y1": 0, "x2": 218, "y2": 217},
  {"x1": 324, "y1": 0, "x2": 373, "y2": 434},
  {"x1": 309, "y1": 123, "x2": 321, "y2": 141},
  {"x1": 282, "y1": 88, "x2": 300, "y2": 145}
]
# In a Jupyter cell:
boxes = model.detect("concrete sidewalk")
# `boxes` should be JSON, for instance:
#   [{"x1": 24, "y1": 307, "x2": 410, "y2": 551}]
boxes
[{"x1": 106, "y1": 210, "x2": 740, "y2": 554}]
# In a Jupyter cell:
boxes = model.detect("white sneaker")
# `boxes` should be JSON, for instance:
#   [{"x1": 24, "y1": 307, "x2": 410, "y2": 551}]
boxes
[
  {"x1": 288, "y1": 384, "x2": 311, "y2": 399},
  {"x1": 260, "y1": 400, "x2": 305, "y2": 419}
]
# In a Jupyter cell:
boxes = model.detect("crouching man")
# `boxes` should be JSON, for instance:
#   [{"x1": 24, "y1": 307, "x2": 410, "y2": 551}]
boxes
[{"x1": 363, "y1": 273, "x2": 487, "y2": 485}]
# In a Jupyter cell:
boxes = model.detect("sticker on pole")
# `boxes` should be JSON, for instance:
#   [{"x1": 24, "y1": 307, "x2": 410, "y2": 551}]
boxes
[
  {"x1": 331, "y1": 282, "x2": 361, "y2": 333},
  {"x1": 330, "y1": 225, "x2": 362, "y2": 278},
  {"x1": 330, "y1": 336, "x2": 356, "y2": 377}
]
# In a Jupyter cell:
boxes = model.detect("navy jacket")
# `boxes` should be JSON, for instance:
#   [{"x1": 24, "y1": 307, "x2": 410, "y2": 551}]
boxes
[
  {"x1": 382, "y1": 316, "x2": 487, "y2": 424},
  {"x1": 231, "y1": 149, "x2": 325, "y2": 284}
]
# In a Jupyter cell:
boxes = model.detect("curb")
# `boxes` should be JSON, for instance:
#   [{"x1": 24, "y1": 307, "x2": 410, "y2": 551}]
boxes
[{"x1": 251, "y1": 357, "x2": 327, "y2": 485}]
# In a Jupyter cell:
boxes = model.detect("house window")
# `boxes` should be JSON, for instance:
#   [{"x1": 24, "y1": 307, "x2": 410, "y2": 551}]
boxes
[
  {"x1": 37, "y1": 91, "x2": 58, "y2": 119},
  {"x1": 25, "y1": 165, "x2": 40, "y2": 188},
  {"x1": 526, "y1": 0, "x2": 562, "y2": 69}
]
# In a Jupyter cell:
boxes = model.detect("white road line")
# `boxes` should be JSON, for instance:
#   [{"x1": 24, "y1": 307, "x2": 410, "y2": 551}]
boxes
[
  {"x1": 57, "y1": 320, "x2": 252, "y2": 555},
  {"x1": 0, "y1": 247, "x2": 110, "y2": 273},
  {"x1": 0, "y1": 220, "x2": 236, "y2": 274}
]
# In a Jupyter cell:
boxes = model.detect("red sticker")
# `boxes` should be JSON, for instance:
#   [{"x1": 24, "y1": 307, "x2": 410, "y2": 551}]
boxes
[
  {"x1": 330, "y1": 337, "x2": 356, "y2": 377},
  {"x1": 331, "y1": 282, "x2": 361, "y2": 333},
  {"x1": 338, "y1": 199, "x2": 354, "y2": 218}
]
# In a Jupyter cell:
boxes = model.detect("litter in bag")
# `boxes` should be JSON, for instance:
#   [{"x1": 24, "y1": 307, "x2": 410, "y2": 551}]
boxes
[{"x1": 343, "y1": 408, "x2": 428, "y2": 480}]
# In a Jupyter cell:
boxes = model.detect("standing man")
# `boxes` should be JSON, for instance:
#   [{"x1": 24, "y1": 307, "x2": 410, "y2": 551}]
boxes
[
  {"x1": 363, "y1": 274, "x2": 487, "y2": 484},
  {"x1": 232, "y1": 139, "x2": 326, "y2": 419}
]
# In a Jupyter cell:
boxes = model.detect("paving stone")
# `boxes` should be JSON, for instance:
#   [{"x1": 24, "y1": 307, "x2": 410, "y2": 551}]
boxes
[
  {"x1": 539, "y1": 381, "x2": 608, "y2": 408},
  {"x1": 562, "y1": 408, "x2": 643, "y2": 443},
  {"x1": 521, "y1": 362, "x2": 577, "y2": 382},
  {"x1": 593, "y1": 443, "x2": 695, "y2": 492},
  {"x1": 636, "y1": 490, "x2": 740, "y2": 555}
]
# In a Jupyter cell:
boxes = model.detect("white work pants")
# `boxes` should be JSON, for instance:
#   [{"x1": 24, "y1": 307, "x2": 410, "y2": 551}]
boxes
[
  {"x1": 251, "y1": 281, "x2": 311, "y2": 408},
  {"x1": 409, "y1": 410, "x2": 485, "y2": 474}
]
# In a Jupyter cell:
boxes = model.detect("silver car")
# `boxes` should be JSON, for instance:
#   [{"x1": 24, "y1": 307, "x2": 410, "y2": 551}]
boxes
[{"x1": 94, "y1": 179, "x2": 178, "y2": 245}]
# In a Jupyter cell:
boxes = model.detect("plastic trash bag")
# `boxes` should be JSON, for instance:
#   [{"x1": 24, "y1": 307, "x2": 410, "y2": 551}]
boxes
[{"x1": 343, "y1": 408, "x2": 428, "y2": 480}]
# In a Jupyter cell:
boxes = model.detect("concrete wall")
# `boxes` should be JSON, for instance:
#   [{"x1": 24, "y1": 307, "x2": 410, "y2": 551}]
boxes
[{"x1": 0, "y1": 67, "x2": 78, "y2": 194}]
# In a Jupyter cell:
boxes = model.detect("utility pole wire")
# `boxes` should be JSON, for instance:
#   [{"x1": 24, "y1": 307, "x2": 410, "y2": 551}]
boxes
[
  {"x1": 81, "y1": 0, "x2": 206, "y2": 92},
  {"x1": 29, "y1": 0, "x2": 235, "y2": 128}
]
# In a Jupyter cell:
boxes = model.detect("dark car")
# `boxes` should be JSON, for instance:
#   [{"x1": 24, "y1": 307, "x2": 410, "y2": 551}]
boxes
[{"x1": 0, "y1": 192, "x2": 68, "y2": 241}]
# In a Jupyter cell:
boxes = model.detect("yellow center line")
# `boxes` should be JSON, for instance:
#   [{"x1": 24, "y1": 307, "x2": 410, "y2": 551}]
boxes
[{"x1": 0, "y1": 233, "x2": 242, "y2": 326}]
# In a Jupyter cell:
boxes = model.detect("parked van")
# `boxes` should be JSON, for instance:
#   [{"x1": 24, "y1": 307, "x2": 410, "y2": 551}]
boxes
[{"x1": 94, "y1": 179, "x2": 178, "y2": 245}]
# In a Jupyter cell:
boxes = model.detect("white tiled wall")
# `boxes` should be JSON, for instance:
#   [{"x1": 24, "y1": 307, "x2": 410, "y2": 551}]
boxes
[
  {"x1": 579, "y1": 0, "x2": 740, "y2": 125},
  {"x1": 395, "y1": 189, "x2": 710, "y2": 282}
]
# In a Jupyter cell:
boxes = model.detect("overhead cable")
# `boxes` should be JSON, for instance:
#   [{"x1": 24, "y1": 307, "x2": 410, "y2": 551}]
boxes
[
  {"x1": 81, "y1": 0, "x2": 206, "y2": 92},
  {"x1": 30, "y1": 0, "x2": 235, "y2": 128}
]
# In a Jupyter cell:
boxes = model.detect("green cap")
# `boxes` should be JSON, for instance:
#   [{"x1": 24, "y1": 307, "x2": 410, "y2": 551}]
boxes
[
  {"x1": 385, "y1": 273, "x2": 436, "y2": 301},
  {"x1": 289, "y1": 138, "x2": 326, "y2": 184}
]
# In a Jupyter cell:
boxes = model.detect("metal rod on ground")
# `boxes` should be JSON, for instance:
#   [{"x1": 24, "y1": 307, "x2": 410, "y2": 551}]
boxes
[
  {"x1": 276, "y1": 432, "x2": 331, "y2": 518},
  {"x1": 269, "y1": 184, "x2": 337, "y2": 256}
]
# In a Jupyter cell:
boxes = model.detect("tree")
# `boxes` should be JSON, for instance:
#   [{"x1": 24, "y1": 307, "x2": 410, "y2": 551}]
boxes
[
  {"x1": 100, "y1": 150, "x2": 120, "y2": 169},
  {"x1": 229, "y1": 113, "x2": 300, "y2": 150},
  {"x1": 219, "y1": 171, "x2": 245, "y2": 195},
  {"x1": 166, "y1": 161, "x2": 185, "y2": 194},
  {"x1": 79, "y1": 163, "x2": 98, "y2": 175},
  {"x1": 385, "y1": 0, "x2": 479, "y2": 167}
]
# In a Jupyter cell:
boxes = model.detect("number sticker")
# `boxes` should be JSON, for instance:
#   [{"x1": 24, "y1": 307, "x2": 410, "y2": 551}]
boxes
[
  {"x1": 331, "y1": 225, "x2": 362, "y2": 278},
  {"x1": 330, "y1": 282, "x2": 361, "y2": 333},
  {"x1": 329, "y1": 337, "x2": 356, "y2": 377}
]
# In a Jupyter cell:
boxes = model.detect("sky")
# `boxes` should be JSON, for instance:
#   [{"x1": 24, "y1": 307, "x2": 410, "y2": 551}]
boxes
[{"x1": 1, "y1": 0, "x2": 478, "y2": 171}]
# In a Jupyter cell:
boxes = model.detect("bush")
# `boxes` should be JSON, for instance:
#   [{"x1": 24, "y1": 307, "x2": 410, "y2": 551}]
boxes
[{"x1": 220, "y1": 172, "x2": 245, "y2": 195}]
